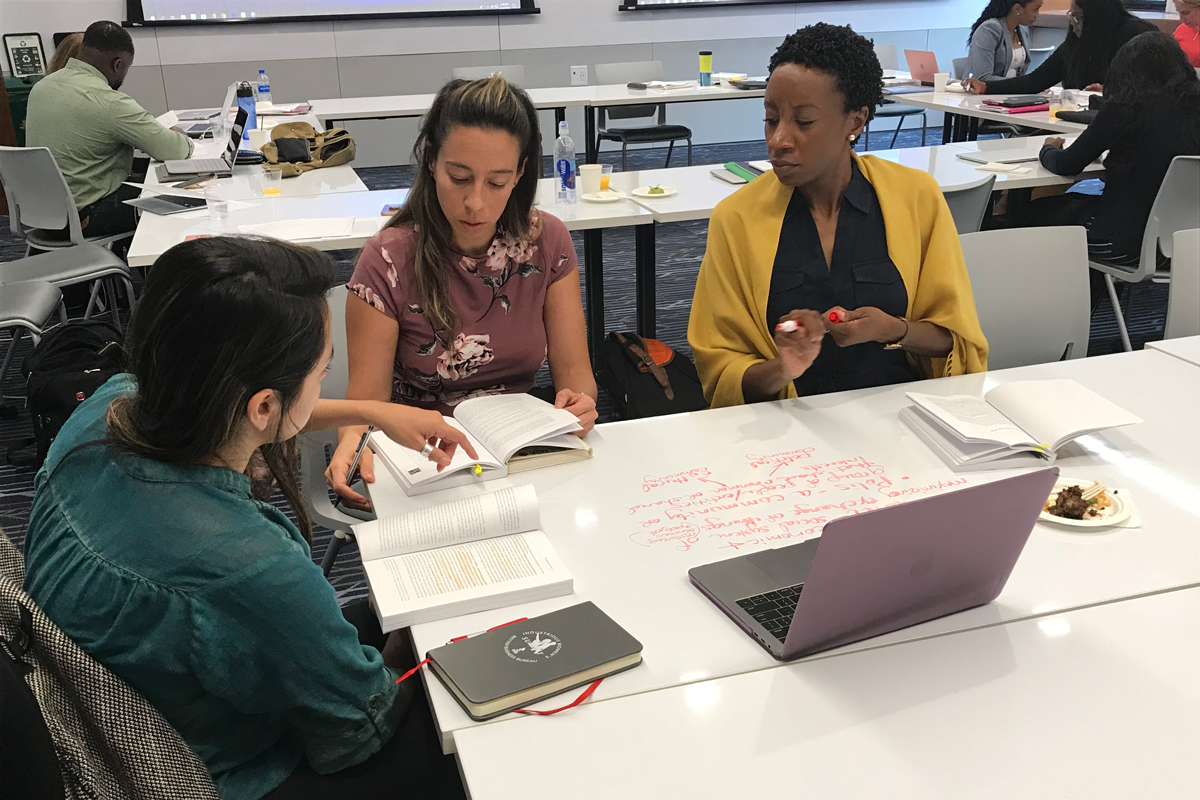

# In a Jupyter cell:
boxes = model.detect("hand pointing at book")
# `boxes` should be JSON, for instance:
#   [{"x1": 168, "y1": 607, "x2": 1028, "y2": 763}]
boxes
[{"x1": 327, "y1": 405, "x2": 478, "y2": 511}]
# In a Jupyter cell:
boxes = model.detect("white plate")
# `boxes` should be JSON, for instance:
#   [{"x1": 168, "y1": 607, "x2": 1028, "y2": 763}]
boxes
[
  {"x1": 1039, "y1": 481, "x2": 1131, "y2": 529},
  {"x1": 580, "y1": 191, "x2": 623, "y2": 203},
  {"x1": 631, "y1": 186, "x2": 677, "y2": 198}
]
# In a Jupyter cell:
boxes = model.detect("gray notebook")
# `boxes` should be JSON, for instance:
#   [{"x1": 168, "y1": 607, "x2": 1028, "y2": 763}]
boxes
[{"x1": 427, "y1": 602, "x2": 643, "y2": 721}]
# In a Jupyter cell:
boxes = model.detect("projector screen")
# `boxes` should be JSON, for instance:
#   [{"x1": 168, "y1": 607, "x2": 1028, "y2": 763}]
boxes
[{"x1": 129, "y1": 0, "x2": 538, "y2": 25}]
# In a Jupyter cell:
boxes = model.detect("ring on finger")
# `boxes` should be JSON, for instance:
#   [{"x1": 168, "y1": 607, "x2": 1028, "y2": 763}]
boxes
[{"x1": 420, "y1": 442, "x2": 434, "y2": 458}]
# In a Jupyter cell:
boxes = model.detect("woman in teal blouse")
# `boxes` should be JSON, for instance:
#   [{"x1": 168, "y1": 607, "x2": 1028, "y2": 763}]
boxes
[{"x1": 22, "y1": 237, "x2": 474, "y2": 800}]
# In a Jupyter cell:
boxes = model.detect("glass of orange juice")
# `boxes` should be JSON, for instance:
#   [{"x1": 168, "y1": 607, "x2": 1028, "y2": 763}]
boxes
[{"x1": 599, "y1": 164, "x2": 613, "y2": 192}]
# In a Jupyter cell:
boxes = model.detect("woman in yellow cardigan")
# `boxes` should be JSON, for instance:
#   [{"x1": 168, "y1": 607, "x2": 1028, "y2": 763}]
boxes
[{"x1": 689, "y1": 24, "x2": 988, "y2": 408}]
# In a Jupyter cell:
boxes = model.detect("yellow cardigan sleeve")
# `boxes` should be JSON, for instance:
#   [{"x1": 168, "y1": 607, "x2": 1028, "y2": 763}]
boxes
[
  {"x1": 862, "y1": 158, "x2": 989, "y2": 377},
  {"x1": 687, "y1": 191, "x2": 796, "y2": 408}
]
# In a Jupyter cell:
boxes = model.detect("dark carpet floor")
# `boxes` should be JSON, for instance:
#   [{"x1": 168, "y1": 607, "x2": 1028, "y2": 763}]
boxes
[{"x1": 0, "y1": 129, "x2": 1170, "y2": 604}]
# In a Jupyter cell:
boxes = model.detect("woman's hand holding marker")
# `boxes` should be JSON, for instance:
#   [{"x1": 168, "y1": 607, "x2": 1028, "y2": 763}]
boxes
[
  {"x1": 773, "y1": 309, "x2": 826, "y2": 380},
  {"x1": 823, "y1": 305, "x2": 908, "y2": 348}
]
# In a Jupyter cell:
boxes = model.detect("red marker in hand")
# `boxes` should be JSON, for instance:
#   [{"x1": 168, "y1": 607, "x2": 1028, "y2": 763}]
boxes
[
  {"x1": 828, "y1": 311, "x2": 842, "y2": 323},
  {"x1": 775, "y1": 320, "x2": 800, "y2": 333}
]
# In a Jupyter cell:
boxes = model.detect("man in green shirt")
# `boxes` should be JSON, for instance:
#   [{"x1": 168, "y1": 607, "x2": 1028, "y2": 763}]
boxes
[{"x1": 26, "y1": 20, "x2": 193, "y2": 240}]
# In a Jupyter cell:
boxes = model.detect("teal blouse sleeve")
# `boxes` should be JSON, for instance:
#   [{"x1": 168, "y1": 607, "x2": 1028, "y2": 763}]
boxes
[{"x1": 188, "y1": 545, "x2": 408, "y2": 774}]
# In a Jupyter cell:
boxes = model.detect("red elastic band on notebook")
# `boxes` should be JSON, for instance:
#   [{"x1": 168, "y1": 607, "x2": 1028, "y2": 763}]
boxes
[
  {"x1": 395, "y1": 617, "x2": 528, "y2": 685},
  {"x1": 513, "y1": 678, "x2": 603, "y2": 716}
]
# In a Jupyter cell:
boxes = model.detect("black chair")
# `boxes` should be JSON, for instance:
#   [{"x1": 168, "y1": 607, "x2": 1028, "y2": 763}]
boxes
[{"x1": 594, "y1": 61, "x2": 693, "y2": 170}]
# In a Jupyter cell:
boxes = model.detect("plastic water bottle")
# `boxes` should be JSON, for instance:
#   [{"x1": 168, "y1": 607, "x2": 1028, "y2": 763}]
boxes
[
  {"x1": 256, "y1": 69, "x2": 273, "y2": 104},
  {"x1": 236, "y1": 82, "x2": 256, "y2": 142},
  {"x1": 554, "y1": 121, "x2": 576, "y2": 204}
]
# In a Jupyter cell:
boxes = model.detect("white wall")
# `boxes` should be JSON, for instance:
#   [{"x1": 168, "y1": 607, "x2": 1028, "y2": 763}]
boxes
[{"x1": 3, "y1": 0, "x2": 987, "y2": 166}]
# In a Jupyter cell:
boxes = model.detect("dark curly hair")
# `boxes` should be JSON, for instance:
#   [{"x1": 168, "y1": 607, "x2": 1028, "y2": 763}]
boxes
[{"x1": 768, "y1": 23, "x2": 884, "y2": 122}]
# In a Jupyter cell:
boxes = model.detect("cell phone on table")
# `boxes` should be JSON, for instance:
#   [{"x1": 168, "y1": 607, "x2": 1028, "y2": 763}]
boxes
[
  {"x1": 710, "y1": 168, "x2": 747, "y2": 185},
  {"x1": 627, "y1": 82, "x2": 648, "y2": 90}
]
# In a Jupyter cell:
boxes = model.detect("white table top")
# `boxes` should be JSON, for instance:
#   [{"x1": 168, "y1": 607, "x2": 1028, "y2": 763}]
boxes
[
  {"x1": 142, "y1": 133, "x2": 367, "y2": 202},
  {"x1": 590, "y1": 140, "x2": 1099, "y2": 225},
  {"x1": 127, "y1": 189, "x2": 407, "y2": 267},
  {"x1": 128, "y1": 180, "x2": 653, "y2": 267},
  {"x1": 456, "y1": 586, "x2": 1200, "y2": 799},
  {"x1": 310, "y1": 86, "x2": 597, "y2": 123},
  {"x1": 373, "y1": 349, "x2": 1200, "y2": 752},
  {"x1": 891, "y1": 91, "x2": 1089, "y2": 135},
  {"x1": 310, "y1": 82, "x2": 762, "y2": 124},
  {"x1": 533, "y1": 178, "x2": 654, "y2": 231},
  {"x1": 1146, "y1": 337, "x2": 1200, "y2": 367}
]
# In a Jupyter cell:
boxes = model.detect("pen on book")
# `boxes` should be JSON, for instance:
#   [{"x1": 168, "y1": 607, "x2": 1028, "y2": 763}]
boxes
[
  {"x1": 344, "y1": 425, "x2": 375, "y2": 484},
  {"x1": 448, "y1": 617, "x2": 528, "y2": 644}
]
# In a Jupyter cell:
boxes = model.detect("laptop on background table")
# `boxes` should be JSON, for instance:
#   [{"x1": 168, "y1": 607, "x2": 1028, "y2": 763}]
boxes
[
  {"x1": 904, "y1": 49, "x2": 940, "y2": 86},
  {"x1": 163, "y1": 106, "x2": 247, "y2": 179},
  {"x1": 178, "y1": 83, "x2": 238, "y2": 139},
  {"x1": 689, "y1": 469, "x2": 1058, "y2": 660},
  {"x1": 956, "y1": 148, "x2": 1043, "y2": 165}
]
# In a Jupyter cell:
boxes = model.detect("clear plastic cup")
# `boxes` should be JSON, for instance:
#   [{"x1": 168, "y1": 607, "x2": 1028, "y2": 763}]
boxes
[
  {"x1": 204, "y1": 185, "x2": 229, "y2": 229},
  {"x1": 599, "y1": 164, "x2": 614, "y2": 191},
  {"x1": 261, "y1": 167, "x2": 283, "y2": 196}
]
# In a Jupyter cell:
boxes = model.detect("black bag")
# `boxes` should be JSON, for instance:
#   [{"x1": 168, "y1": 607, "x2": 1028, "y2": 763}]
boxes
[
  {"x1": 597, "y1": 332, "x2": 708, "y2": 420},
  {"x1": 6, "y1": 321, "x2": 123, "y2": 469}
]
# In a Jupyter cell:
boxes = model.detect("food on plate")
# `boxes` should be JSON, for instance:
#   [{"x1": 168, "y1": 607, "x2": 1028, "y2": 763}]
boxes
[
  {"x1": 647, "y1": 186, "x2": 666, "y2": 195},
  {"x1": 1044, "y1": 484, "x2": 1114, "y2": 521}
]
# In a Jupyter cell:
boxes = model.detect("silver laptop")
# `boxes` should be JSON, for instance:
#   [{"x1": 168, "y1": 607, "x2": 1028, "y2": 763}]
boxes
[
  {"x1": 164, "y1": 106, "x2": 247, "y2": 177},
  {"x1": 689, "y1": 469, "x2": 1058, "y2": 660},
  {"x1": 956, "y1": 148, "x2": 1041, "y2": 165},
  {"x1": 178, "y1": 83, "x2": 239, "y2": 138}
]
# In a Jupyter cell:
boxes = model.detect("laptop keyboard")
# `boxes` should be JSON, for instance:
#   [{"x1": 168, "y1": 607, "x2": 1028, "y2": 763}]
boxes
[{"x1": 736, "y1": 584, "x2": 804, "y2": 641}]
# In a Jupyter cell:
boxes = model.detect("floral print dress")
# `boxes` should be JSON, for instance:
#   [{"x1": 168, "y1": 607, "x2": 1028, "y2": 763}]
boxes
[{"x1": 348, "y1": 214, "x2": 578, "y2": 416}]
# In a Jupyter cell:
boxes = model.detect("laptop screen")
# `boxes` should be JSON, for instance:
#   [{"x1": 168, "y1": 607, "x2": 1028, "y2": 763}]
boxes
[{"x1": 223, "y1": 107, "x2": 247, "y2": 168}]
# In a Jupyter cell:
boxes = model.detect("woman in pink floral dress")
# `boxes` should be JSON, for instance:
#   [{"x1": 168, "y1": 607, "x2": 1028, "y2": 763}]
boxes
[{"x1": 328, "y1": 76, "x2": 598, "y2": 509}]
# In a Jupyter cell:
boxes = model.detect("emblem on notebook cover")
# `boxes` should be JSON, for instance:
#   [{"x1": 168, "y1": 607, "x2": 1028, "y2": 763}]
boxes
[{"x1": 504, "y1": 631, "x2": 562, "y2": 663}]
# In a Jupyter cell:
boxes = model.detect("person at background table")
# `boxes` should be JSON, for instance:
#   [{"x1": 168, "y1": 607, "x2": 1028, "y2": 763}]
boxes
[
  {"x1": 967, "y1": 0, "x2": 1044, "y2": 82},
  {"x1": 46, "y1": 32, "x2": 83, "y2": 74},
  {"x1": 688, "y1": 23, "x2": 988, "y2": 408},
  {"x1": 963, "y1": 0, "x2": 1155, "y2": 93},
  {"x1": 1174, "y1": 0, "x2": 1200, "y2": 67},
  {"x1": 329, "y1": 75, "x2": 597, "y2": 510},
  {"x1": 1027, "y1": 32, "x2": 1200, "y2": 306},
  {"x1": 25, "y1": 21, "x2": 192, "y2": 241},
  {"x1": 22, "y1": 236, "x2": 473, "y2": 800}
]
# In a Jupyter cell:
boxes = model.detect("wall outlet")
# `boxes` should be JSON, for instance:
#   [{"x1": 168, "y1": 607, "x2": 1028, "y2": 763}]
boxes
[{"x1": 570, "y1": 65, "x2": 588, "y2": 87}]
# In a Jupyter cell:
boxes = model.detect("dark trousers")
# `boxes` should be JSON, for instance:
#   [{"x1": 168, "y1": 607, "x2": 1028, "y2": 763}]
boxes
[
  {"x1": 262, "y1": 601, "x2": 467, "y2": 800},
  {"x1": 1017, "y1": 193, "x2": 1108, "y2": 310},
  {"x1": 78, "y1": 183, "x2": 142, "y2": 239}
]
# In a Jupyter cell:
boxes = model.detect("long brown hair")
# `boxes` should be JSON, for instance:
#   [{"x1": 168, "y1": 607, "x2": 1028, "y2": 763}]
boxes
[
  {"x1": 389, "y1": 74, "x2": 541, "y2": 335},
  {"x1": 47, "y1": 33, "x2": 83, "y2": 74},
  {"x1": 107, "y1": 237, "x2": 335, "y2": 540}
]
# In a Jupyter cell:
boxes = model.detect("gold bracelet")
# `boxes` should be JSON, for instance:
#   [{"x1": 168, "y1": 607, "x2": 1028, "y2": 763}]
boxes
[{"x1": 882, "y1": 316, "x2": 909, "y2": 350}]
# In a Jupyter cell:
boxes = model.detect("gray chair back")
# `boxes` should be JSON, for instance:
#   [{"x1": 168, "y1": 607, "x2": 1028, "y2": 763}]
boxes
[
  {"x1": 1165, "y1": 228, "x2": 1200, "y2": 339},
  {"x1": 322, "y1": 284, "x2": 350, "y2": 401},
  {"x1": 0, "y1": 146, "x2": 84, "y2": 243},
  {"x1": 951, "y1": 57, "x2": 969, "y2": 80},
  {"x1": 451, "y1": 65, "x2": 527, "y2": 85},
  {"x1": 595, "y1": 60, "x2": 665, "y2": 122},
  {"x1": 942, "y1": 174, "x2": 996, "y2": 234},
  {"x1": 961, "y1": 226, "x2": 1091, "y2": 368}
]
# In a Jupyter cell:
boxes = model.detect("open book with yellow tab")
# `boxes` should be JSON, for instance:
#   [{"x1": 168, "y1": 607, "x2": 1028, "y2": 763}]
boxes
[
  {"x1": 900, "y1": 379, "x2": 1141, "y2": 472},
  {"x1": 356, "y1": 484, "x2": 572, "y2": 632},
  {"x1": 369, "y1": 393, "x2": 592, "y2": 496}
]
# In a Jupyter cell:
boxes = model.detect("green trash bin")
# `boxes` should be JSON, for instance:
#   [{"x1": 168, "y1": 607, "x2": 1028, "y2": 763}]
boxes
[{"x1": 5, "y1": 75, "x2": 43, "y2": 147}]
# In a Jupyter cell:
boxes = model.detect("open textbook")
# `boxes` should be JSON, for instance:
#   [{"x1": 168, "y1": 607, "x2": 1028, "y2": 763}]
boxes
[
  {"x1": 900, "y1": 379, "x2": 1142, "y2": 472},
  {"x1": 370, "y1": 393, "x2": 592, "y2": 496},
  {"x1": 357, "y1": 484, "x2": 572, "y2": 631}
]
